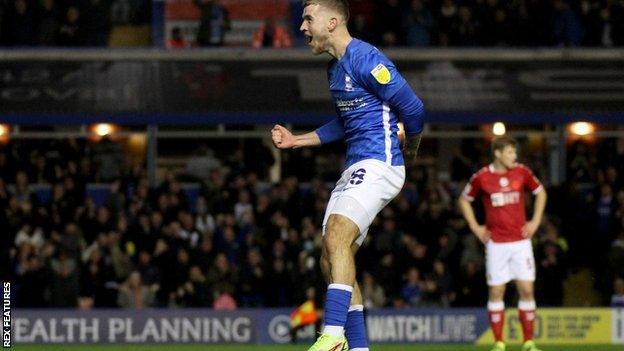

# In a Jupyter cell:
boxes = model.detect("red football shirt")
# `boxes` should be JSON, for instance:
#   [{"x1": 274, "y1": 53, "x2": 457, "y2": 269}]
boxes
[{"x1": 462, "y1": 163, "x2": 543, "y2": 243}]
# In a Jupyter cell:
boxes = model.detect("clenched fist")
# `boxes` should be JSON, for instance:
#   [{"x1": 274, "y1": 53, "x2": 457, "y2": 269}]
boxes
[{"x1": 271, "y1": 124, "x2": 296, "y2": 149}]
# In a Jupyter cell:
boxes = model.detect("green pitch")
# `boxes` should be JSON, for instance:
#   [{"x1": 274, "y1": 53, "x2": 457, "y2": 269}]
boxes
[{"x1": 9, "y1": 345, "x2": 621, "y2": 351}]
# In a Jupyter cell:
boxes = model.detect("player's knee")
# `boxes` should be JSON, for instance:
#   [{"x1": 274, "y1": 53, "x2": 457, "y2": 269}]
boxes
[
  {"x1": 519, "y1": 287, "x2": 534, "y2": 299},
  {"x1": 324, "y1": 214, "x2": 359, "y2": 251},
  {"x1": 322, "y1": 234, "x2": 341, "y2": 258},
  {"x1": 323, "y1": 229, "x2": 344, "y2": 253},
  {"x1": 488, "y1": 286, "x2": 505, "y2": 301},
  {"x1": 489, "y1": 293, "x2": 504, "y2": 302}
]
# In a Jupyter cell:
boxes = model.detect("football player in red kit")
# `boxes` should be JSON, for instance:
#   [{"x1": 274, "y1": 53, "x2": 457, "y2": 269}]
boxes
[{"x1": 459, "y1": 137, "x2": 547, "y2": 351}]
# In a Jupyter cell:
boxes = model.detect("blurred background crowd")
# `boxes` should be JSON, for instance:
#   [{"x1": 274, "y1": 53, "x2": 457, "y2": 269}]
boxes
[
  {"x1": 348, "y1": 0, "x2": 624, "y2": 47},
  {"x1": 2, "y1": 136, "x2": 624, "y2": 310},
  {"x1": 0, "y1": 0, "x2": 151, "y2": 46},
  {"x1": 0, "y1": 0, "x2": 623, "y2": 48}
]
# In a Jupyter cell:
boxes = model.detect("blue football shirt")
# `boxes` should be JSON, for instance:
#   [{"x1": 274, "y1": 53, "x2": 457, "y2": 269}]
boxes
[{"x1": 318, "y1": 39, "x2": 423, "y2": 168}]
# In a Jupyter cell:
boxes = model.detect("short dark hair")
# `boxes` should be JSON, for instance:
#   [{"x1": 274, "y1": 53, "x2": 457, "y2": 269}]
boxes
[
  {"x1": 302, "y1": 0, "x2": 350, "y2": 21},
  {"x1": 491, "y1": 136, "x2": 518, "y2": 154}
]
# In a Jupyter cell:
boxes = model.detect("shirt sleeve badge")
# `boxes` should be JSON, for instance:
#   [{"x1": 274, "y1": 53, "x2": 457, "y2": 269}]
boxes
[{"x1": 370, "y1": 63, "x2": 391, "y2": 84}]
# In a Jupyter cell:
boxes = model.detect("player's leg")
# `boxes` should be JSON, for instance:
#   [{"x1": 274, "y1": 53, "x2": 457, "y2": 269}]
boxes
[
  {"x1": 319, "y1": 173, "x2": 347, "y2": 283},
  {"x1": 323, "y1": 211, "x2": 360, "y2": 306},
  {"x1": 488, "y1": 284, "x2": 507, "y2": 351},
  {"x1": 340, "y1": 160, "x2": 404, "y2": 351},
  {"x1": 344, "y1": 242, "x2": 368, "y2": 351},
  {"x1": 516, "y1": 280, "x2": 540, "y2": 351},
  {"x1": 308, "y1": 213, "x2": 359, "y2": 351},
  {"x1": 313, "y1": 160, "x2": 403, "y2": 350},
  {"x1": 511, "y1": 240, "x2": 540, "y2": 351},
  {"x1": 321, "y1": 239, "x2": 368, "y2": 351},
  {"x1": 320, "y1": 182, "x2": 364, "y2": 335},
  {"x1": 486, "y1": 240, "x2": 513, "y2": 351},
  {"x1": 320, "y1": 248, "x2": 332, "y2": 281},
  {"x1": 309, "y1": 172, "x2": 352, "y2": 350},
  {"x1": 320, "y1": 244, "x2": 364, "y2": 307}
]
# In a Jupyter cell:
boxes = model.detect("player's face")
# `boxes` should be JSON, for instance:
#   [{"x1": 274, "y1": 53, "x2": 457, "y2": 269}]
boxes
[
  {"x1": 300, "y1": 4, "x2": 330, "y2": 55},
  {"x1": 496, "y1": 145, "x2": 517, "y2": 169}
]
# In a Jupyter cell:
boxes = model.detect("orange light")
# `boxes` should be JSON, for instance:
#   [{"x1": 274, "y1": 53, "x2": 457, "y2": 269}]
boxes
[
  {"x1": 0, "y1": 124, "x2": 9, "y2": 143},
  {"x1": 91, "y1": 123, "x2": 116, "y2": 137},
  {"x1": 0, "y1": 124, "x2": 9, "y2": 137},
  {"x1": 492, "y1": 122, "x2": 506, "y2": 136},
  {"x1": 569, "y1": 122, "x2": 594, "y2": 136}
]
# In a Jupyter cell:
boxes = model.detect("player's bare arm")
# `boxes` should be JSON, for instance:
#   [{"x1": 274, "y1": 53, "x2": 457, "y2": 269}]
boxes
[
  {"x1": 402, "y1": 133, "x2": 422, "y2": 167},
  {"x1": 522, "y1": 189, "x2": 547, "y2": 238},
  {"x1": 271, "y1": 124, "x2": 321, "y2": 149},
  {"x1": 458, "y1": 196, "x2": 491, "y2": 244}
]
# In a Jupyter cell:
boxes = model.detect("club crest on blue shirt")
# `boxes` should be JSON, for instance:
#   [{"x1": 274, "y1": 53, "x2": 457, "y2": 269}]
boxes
[
  {"x1": 370, "y1": 63, "x2": 391, "y2": 84},
  {"x1": 345, "y1": 74, "x2": 354, "y2": 91}
]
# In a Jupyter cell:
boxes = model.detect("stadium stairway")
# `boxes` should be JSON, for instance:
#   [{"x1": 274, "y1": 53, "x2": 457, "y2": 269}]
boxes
[
  {"x1": 562, "y1": 268, "x2": 602, "y2": 306},
  {"x1": 165, "y1": 0, "x2": 291, "y2": 47},
  {"x1": 109, "y1": 25, "x2": 152, "y2": 46}
]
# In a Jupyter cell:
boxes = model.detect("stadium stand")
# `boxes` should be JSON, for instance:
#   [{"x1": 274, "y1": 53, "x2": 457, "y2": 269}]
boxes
[
  {"x1": 1, "y1": 0, "x2": 623, "y2": 47},
  {"x1": 3, "y1": 136, "x2": 624, "y2": 309}
]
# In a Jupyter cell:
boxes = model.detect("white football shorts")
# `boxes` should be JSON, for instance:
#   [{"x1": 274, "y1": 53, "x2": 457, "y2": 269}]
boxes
[
  {"x1": 486, "y1": 239, "x2": 536, "y2": 286},
  {"x1": 322, "y1": 159, "x2": 405, "y2": 246}
]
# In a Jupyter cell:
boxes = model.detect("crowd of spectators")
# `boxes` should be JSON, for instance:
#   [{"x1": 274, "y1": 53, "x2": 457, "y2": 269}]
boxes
[
  {"x1": 349, "y1": 0, "x2": 624, "y2": 47},
  {"x1": 2, "y1": 0, "x2": 624, "y2": 47},
  {"x1": 178, "y1": 0, "x2": 624, "y2": 49},
  {"x1": 0, "y1": 0, "x2": 150, "y2": 46},
  {"x1": 562, "y1": 139, "x2": 624, "y2": 303},
  {"x1": 1, "y1": 136, "x2": 623, "y2": 310}
]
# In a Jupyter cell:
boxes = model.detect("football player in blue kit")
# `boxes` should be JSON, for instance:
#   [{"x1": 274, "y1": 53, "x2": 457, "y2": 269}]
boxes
[{"x1": 270, "y1": 1, "x2": 425, "y2": 350}]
